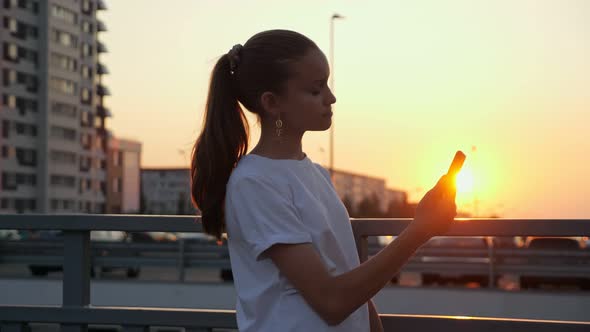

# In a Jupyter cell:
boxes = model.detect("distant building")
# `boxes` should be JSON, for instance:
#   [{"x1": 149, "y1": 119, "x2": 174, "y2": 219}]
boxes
[
  {"x1": 140, "y1": 168, "x2": 198, "y2": 215},
  {"x1": 1, "y1": 0, "x2": 111, "y2": 213},
  {"x1": 106, "y1": 137, "x2": 141, "y2": 213},
  {"x1": 139, "y1": 165, "x2": 403, "y2": 217},
  {"x1": 332, "y1": 168, "x2": 406, "y2": 215},
  {"x1": 383, "y1": 188, "x2": 408, "y2": 209}
]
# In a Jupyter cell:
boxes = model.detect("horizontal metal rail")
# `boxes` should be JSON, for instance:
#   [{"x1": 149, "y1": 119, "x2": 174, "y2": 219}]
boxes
[{"x1": 1, "y1": 305, "x2": 590, "y2": 332}]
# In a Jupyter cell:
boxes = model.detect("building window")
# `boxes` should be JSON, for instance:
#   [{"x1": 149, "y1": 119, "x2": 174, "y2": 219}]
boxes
[
  {"x1": 50, "y1": 125, "x2": 77, "y2": 141},
  {"x1": 50, "y1": 52, "x2": 77, "y2": 72},
  {"x1": 3, "y1": 94, "x2": 17, "y2": 108},
  {"x1": 81, "y1": 65, "x2": 92, "y2": 79},
  {"x1": 5, "y1": 17, "x2": 17, "y2": 33},
  {"x1": 81, "y1": 110, "x2": 91, "y2": 126},
  {"x1": 52, "y1": 102, "x2": 77, "y2": 118},
  {"x1": 7, "y1": 121, "x2": 37, "y2": 137},
  {"x1": 15, "y1": 173, "x2": 36, "y2": 186},
  {"x1": 4, "y1": 43, "x2": 18, "y2": 61},
  {"x1": 2, "y1": 120, "x2": 9, "y2": 138},
  {"x1": 3, "y1": 17, "x2": 37, "y2": 40},
  {"x1": 112, "y1": 177, "x2": 120, "y2": 193},
  {"x1": 94, "y1": 116, "x2": 102, "y2": 129},
  {"x1": 15, "y1": 71, "x2": 38, "y2": 92},
  {"x1": 82, "y1": 43, "x2": 92, "y2": 57},
  {"x1": 51, "y1": 4, "x2": 78, "y2": 25},
  {"x1": 82, "y1": 20, "x2": 93, "y2": 33},
  {"x1": 18, "y1": 46, "x2": 38, "y2": 65},
  {"x1": 81, "y1": 133, "x2": 93, "y2": 149},
  {"x1": 2, "y1": 172, "x2": 17, "y2": 190},
  {"x1": 1, "y1": 146, "x2": 16, "y2": 159},
  {"x1": 12, "y1": 96, "x2": 37, "y2": 114},
  {"x1": 51, "y1": 29, "x2": 78, "y2": 48},
  {"x1": 80, "y1": 178, "x2": 87, "y2": 192},
  {"x1": 81, "y1": 88, "x2": 91, "y2": 104},
  {"x1": 2, "y1": 69, "x2": 17, "y2": 85},
  {"x1": 112, "y1": 150, "x2": 119, "y2": 166},
  {"x1": 81, "y1": 0, "x2": 92, "y2": 14},
  {"x1": 95, "y1": 136, "x2": 102, "y2": 149},
  {"x1": 50, "y1": 174, "x2": 76, "y2": 188},
  {"x1": 50, "y1": 76, "x2": 77, "y2": 95},
  {"x1": 9, "y1": 0, "x2": 39, "y2": 13},
  {"x1": 16, "y1": 148, "x2": 36, "y2": 167},
  {"x1": 5, "y1": 0, "x2": 18, "y2": 9},
  {"x1": 50, "y1": 150, "x2": 77, "y2": 165}
]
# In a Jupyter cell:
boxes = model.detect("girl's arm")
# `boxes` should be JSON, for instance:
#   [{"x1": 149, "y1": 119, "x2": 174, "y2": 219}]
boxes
[
  {"x1": 368, "y1": 299, "x2": 384, "y2": 332},
  {"x1": 267, "y1": 224, "x2": 428, "y2": 326},
  {"x1": 266, "y1": 175, "x2": 456, "y2": 326}
]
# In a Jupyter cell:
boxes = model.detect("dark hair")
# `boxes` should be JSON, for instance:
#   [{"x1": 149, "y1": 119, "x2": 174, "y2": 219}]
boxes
[{"x1": 190, "y1": 30, "x2": 318, "y2": 239}]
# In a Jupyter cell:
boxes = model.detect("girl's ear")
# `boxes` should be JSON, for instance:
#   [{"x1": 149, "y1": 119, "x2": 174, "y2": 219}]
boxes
[{"x1": 260, "y1": 91, "x2": 282, "y2": 117}]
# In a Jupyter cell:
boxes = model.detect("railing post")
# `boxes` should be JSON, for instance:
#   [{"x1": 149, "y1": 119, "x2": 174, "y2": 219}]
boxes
[
  {"x1": 178, "y1": 238, "x2": 186, "y2": 281},
  {"x1": 487, "y1": 237, "x2": 496, "y2": 289},
  {"x1": 355, "y1": 234, "x2": 369, "y2": 263},
  {"x1": 1, "y1": 322, "x2": 28, "y2": 332},
  {"x1": 62, "y1": 230, "x2": 91, "y2": 332}
]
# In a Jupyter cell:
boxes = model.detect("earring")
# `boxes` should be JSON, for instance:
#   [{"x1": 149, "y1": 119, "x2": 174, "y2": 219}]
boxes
[{"x1": 275, "y1": 115, "x2": 283, "y2": 138}]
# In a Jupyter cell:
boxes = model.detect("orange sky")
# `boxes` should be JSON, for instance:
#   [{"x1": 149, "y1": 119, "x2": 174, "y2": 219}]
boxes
[{"x1": 98, "y1": 0, "x2": 590, "y2": 218}]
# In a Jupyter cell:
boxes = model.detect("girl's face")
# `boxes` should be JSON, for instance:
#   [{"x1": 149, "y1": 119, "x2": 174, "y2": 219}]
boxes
[{"x1": 277, "y1": 48, "x2": 337, "y2": 134}]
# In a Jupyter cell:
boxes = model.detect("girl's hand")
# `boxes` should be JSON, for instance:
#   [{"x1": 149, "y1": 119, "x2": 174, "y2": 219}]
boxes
[{"x1": 409, "y1": 174, "x2": 457, "y2": 242}]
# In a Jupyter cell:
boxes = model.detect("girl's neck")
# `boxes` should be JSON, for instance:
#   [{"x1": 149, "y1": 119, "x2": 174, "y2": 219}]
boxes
[{"x1": 250, "y1": 134, "x2": 305, "y2": 160}]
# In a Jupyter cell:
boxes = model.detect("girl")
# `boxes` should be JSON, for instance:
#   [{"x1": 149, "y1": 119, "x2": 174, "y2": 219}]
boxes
[{"x1": 191, "y1": 29, "x2": 457, "y2": 332}]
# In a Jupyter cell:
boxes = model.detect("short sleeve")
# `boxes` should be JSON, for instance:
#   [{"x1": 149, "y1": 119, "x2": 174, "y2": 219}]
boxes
[
  {"x1": 314, "y1": 163, "x2": 334, "y2": 187},
  {"x1": 227, "y1": 175, "x2": 312, "y2": 260}
]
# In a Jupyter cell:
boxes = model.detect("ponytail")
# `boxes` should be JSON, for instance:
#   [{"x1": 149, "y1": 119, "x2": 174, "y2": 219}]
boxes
[{"x1": 190, "y1": 55, "x2": 249, "y2": 239}]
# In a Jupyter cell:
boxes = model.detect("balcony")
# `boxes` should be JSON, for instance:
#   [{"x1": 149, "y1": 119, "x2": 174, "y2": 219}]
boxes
[
  {"x1": 96, "y1": 84, "x2": 111, "y2": 96},
  {"x1": 97, "y1": 62, "x2": 109, "y2": 75},
  {"x1": 0, "y1": 216, "x2": 589, "y2": 331},
  {"x1": 96, "y1": 105, "x2": 112, "y2": 117},
  {"x1": 96, "y1": 19, "x2": 107, "y2": 32},
  {"x1": 97, "y1": 0, "x2": 108, "y2": 10},
  {"x1": 96, "y1": 41, "x2": 108, "y2": 53}
]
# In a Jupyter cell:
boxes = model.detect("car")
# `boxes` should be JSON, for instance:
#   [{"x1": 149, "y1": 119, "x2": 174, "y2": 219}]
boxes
[
  {"x1": 91, "y1": 231, "x2": 140, "y2": 278},
  {"x1": 0, "y1": 230, "x2": 22, "y2": 240},
  {"x1": 28, "y1": 230, "x2": 140, "y2": 278},
  {"x1": 417, "y1": 236, "x2": 497, "y2": 287},
  {"x1": 519, "y1": 236, "x2": 589, "y2": 289},
  {"x1": 176, "y1": 232, "x2": 232, "y2": 282},
  {"x1": 129, "y1": 231, "x2": 177, "y2": 243}
]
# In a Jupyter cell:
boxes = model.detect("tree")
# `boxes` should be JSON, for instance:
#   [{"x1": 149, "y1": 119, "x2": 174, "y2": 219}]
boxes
[
  {"x1": 357, "y1": 193, "x2": 383, "y2": 218},
  {"x1": 384, "y1": 199, "x2": 416, "y2": 218},
  {"x1": 177, "y1": 192, "x2": 186, "y2": 215},
  {"x1": 139, "y1": 191, "x2": 147, "y2": 214},
  {"x1": 341, "y1": 195, "x2": 355, "y2": 217}
]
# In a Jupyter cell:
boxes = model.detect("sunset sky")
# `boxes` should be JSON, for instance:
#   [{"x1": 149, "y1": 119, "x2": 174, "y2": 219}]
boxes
[{"x1": 98, "y1": 0, "x2": 589, "y2": 218}]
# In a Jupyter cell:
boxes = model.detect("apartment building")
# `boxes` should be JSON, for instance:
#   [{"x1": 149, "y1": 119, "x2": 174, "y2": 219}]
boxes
[{"x1": 1, "y1": 0, "x2": 110, "y2": 213}]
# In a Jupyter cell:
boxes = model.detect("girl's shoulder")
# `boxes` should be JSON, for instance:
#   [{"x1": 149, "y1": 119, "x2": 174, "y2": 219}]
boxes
[{"x1": 227, "y1": 155, "x2": 285, "y2": 189}]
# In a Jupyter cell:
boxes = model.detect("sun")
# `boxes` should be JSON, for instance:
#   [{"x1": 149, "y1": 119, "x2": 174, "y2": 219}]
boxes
[{"x1": 455, "y1": 167, "x2": 474, "y2": 194}]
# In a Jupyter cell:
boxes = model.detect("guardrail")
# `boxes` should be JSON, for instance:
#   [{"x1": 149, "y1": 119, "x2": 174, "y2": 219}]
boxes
[
  {"x1": 3, "y1": 236, "x2": 590, "y2": 288},
  {"x1": 1, "y1": 214, "x2": 589, "y2": 331},
  {"x1": 3, "y1": 219, "x2": 589, "y2": 288}
]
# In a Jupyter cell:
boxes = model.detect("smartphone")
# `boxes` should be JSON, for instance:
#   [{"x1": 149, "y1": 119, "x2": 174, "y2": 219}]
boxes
[{"x1": 447, "y1": 150, "x2": 466, "y2": 177}]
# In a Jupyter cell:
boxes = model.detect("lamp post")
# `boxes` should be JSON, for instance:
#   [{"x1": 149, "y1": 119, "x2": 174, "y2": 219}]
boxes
[{"x1": 329, "y1": 13, "x2": 344, "y2": 181}]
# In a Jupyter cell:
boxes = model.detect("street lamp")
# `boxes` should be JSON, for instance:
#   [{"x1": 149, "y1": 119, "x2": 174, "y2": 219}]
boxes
[{"x1": 329, "y1": 13, "x2": 344, "y2": 181}]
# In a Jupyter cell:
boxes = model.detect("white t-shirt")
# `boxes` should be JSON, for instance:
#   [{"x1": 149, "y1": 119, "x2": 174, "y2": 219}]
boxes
[{"x1": 224, "y1": 153, "x2": 370, "y2": 332}]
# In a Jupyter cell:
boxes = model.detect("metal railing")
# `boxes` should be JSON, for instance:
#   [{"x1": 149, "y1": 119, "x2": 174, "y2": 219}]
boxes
[
  {"x1": 1, "y1": 214, "x2": 589, "y2": 331},
  {"x1": 3, "y1": 232, "x2": 590, "y2": 287}
]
